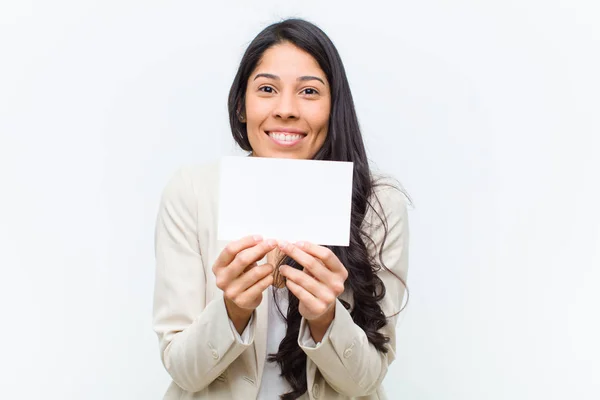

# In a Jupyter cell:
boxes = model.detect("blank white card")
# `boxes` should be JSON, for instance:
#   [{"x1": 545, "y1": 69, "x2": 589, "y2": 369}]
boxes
[{"x1": 217, "y1": 156, "x2": 354, "y2": 246}]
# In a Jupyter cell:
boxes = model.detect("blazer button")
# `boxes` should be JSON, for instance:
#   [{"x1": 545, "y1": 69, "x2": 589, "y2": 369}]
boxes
[
  {"x1": 343, "y1": 348, "x2": 353, "y2": 358},
  {"x1": 211, "y1": 350, "x2": 219, "y2": 360},
  {"x1": 312, "y1": 383, "x2": 320, "y2": 398}
]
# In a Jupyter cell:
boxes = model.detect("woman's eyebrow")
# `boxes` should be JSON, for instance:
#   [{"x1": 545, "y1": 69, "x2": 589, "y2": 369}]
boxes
[
  {"x1": 253, "y1": 73, "x2": 325, "y2": 85},
  {"x1": 298, "y1": 75, "x2": 325, "y2": 85}
]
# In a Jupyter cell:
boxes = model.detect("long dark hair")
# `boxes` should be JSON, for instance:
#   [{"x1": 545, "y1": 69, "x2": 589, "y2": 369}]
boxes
[{"x1": 228, "y1": 18, "x2": 410, "y2": 399}]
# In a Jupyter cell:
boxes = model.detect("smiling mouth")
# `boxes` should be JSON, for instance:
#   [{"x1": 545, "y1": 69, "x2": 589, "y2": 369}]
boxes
[{"x1": 265, "y1": 131, "x2": 307, "y2": 146}]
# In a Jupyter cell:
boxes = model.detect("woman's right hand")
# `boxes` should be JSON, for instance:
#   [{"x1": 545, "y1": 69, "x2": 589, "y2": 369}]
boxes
[{"x1": 212, "y1": 235, "x2": 277, "y2": 329}]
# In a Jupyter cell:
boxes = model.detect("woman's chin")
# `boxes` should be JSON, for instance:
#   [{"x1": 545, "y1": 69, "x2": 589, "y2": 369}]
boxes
[
  {"x1": 252, "y1": 147, "x2": 308, "y2": 159},
  {"x1": 263, "y1": 152, "x2": 305, "y2": 159}
]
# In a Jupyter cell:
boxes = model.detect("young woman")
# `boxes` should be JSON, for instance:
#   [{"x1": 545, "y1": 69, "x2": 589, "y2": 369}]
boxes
[{"x1": 153, "y1": 18, "x2": 411, "y2": 400}]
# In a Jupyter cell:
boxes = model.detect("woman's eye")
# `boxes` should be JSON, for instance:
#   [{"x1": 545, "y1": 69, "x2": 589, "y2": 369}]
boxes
[
  {"x1": 259, "y1": 86, "x2": 274, "y2": 93},
  {"x1": 302, "y1": 88, "x2": 318, "y2": 95}
]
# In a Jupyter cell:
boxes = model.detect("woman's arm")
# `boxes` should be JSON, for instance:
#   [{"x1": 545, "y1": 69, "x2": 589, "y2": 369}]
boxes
[
  {"x1": 152, "y1": 166, "x2": 256, "y2": 393},
  {"x1": 298, "y1": 184, "x2": 410, "y2": 396}
]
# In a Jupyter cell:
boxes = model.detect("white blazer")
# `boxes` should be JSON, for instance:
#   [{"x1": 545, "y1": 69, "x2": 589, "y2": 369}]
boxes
[{"x1": 152, "y1": 161, "x2": 410, "y2": 399}]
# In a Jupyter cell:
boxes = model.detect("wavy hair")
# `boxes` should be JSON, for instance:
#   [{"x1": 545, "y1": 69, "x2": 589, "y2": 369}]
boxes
[{"x1": 227, "y1": 18, "x2": 410, "y2": 399}]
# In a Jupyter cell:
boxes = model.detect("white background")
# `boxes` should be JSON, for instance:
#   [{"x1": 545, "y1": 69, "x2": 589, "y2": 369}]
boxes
[{"x1": 1, "y1": 1, "x2": 599, "y2": 399}]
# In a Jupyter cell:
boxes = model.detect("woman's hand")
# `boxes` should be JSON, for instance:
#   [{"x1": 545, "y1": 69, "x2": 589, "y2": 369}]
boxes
[
  {"x1": 278, "y1": 241, "x2": 348, "y2": 339},
  {"x1": 212, "y1": 235, "x2": 277, "y2": 332}
]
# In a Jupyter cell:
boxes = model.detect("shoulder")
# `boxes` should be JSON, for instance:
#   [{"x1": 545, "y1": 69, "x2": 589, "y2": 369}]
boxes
[
  {"x1": 360, "y1": 170, "x2": 411, "y2": 265},
  {"x1": 367, "y1": 171, "x2": 411, "y2": 224},
  {"x1": 158, "y1": 160, "x2": 221, "y2": 208},
  {"x1": 363, "y1": 171, "x2": 411, "y2": 287}
]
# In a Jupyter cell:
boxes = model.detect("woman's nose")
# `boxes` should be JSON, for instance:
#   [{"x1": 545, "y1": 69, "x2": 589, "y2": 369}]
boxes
[{"x1": 272, "y1": 92, "x2": 299, "y2": 119}]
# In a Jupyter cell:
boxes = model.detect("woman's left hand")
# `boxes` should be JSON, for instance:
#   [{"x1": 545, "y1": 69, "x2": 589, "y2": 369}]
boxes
[{"x1": 277, "y1": 241, "x2": 348, "y2": 324}]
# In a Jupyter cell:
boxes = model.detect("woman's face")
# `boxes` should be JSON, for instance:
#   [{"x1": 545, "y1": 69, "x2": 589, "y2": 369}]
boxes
[{"x1": 243, "y1": 42, "x2": 331, "y2": 159}]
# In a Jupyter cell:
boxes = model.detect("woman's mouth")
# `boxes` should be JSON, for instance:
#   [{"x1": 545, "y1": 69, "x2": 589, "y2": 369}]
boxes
[{"x1": 266, "y1": 131, "x2": 306, "y2": 147}]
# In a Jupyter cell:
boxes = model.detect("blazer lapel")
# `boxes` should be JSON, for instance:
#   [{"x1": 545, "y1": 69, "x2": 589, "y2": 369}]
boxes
[
  {"x1": 254, "y1": 255, "x2": 269, "y2": 388},
  {"x1": 230, "y1": 273, "x2": 268, "y2": 399}
]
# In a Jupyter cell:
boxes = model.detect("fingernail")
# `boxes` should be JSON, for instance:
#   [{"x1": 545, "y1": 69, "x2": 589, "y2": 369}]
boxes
[
  {"x1": 267, "y1": 239, "x2": 276, "y2": 247},
  {"x1": 253, "y1": 235, "x2": 263, "y2": 242},
  {"x1": 295, "y1": 241, "x2": 305, "y2": 248},
  {"x1": 278, "y1": 240, "x2": 288, "y2": 249}
]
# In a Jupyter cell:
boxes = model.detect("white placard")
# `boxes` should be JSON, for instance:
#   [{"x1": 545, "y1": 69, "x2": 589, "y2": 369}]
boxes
[{"x1": 217, "y1": 156, "x2": 354, "y2": 246}]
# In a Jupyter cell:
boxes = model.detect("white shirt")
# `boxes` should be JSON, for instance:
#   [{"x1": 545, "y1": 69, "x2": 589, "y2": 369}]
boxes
[
  {"x1": 256, "y1": 285, "x2": 292, "y2": 398},
  {"x1": 229, "y1": 286, "x2": 327, "y2": 399}
]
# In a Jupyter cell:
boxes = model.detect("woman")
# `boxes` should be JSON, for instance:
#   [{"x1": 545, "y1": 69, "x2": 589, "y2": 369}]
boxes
[{"x1": 153, "y1": 18, "x2": 411, "y2": 400}]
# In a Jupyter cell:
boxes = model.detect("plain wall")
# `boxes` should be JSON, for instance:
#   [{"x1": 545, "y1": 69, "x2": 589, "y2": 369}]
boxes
[{"x1": 1, "y1": 1, "x2": 598, "y2": 398}]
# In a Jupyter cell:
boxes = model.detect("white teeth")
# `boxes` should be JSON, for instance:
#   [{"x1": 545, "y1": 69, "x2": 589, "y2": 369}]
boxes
[{"x1": 268, "y1": 132, "x2": 304, "y2": 142}]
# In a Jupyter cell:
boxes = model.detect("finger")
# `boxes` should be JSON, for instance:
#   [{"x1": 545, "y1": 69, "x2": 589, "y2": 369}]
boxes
[
  {"x1": 229, "y1": 263, "x2": 274, "y2": 294},
  {"x1": 285, "y1": 279, "x2": 327, "y2": 315},
  {"x1": 236, "y1": 272, "x2": 273, "y2": 305},
  {"x1": 225, "y1": 240, "x2": 277, "y2": 280},
  {"x1": 295, "y1": 241, "x2": 346, "y2": 274},
  {"x1": 280, "y1": 265, "x2": 336, "y2": 306},
  {"x1": 214, "y1": 235, "x2": 263, "y2": 269},
  {"x1": 278, "y1": 242, "x2": 337, "y2": 283},
  {"x1": 243, "y1": 262, "x2": 258, "y2": 273}
]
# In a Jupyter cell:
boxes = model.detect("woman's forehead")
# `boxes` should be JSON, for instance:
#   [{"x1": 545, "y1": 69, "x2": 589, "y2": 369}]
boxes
[{"x1": 252, "y1": 43, "x2": 327, "y2": 82}]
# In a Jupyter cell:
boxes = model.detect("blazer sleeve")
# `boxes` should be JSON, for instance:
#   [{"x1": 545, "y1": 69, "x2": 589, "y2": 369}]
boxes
[
  {"x1": 152, "y1": 166, "x2": 257, "y2": 393},
  {"x1": 298, "y1": 183, "x2": 410, "y2": 397}
]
